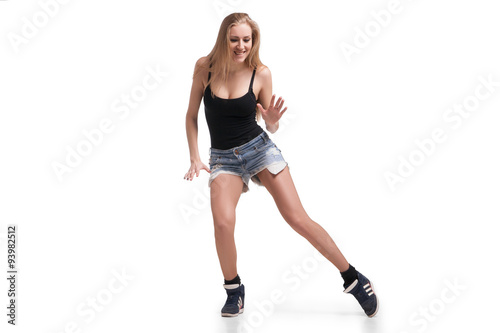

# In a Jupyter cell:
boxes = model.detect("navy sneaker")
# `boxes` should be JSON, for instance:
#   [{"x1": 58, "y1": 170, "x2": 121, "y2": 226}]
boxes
[
  {"x1": 221, "y1": 283, "x2": 245, "y2": 317},
  {"x1": 343, "y1": 272, "x2": 379, "y2": 317}
]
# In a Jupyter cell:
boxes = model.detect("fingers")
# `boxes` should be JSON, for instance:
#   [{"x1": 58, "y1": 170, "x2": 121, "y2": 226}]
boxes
[
  {"x1": 261, "y1": 95, "x2": 287, "y2": 112},
  {"x1": 184, "y1": 168, "x2": 195, "y2": 181},
  {"x1": 276, "y1": 97, "x2": 284, "y2": 110},
  {"x1": 280, "y1": 106, "x2": 288, "y2": 117},
  {"x1": 270, "y1": 95, "x2": 285, "y2": 111},
  {"x1": 202, "y1": 164, "x2": 211, "y2": 173},
  {"x1": 269, "y1": 94, "x2": 276, "y2": 108},
  {"x1": 183, "y1": 166, "x2": 195, "y2": 181},
  {"x1": 184, "y1": 164, "x2": 211, "y2": 181},
  {"x1": 257, "y1": 103, "x2": 265, "y2": 113}
]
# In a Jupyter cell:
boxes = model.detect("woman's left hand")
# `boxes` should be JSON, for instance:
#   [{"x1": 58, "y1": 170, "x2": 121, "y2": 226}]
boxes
[{"x1": 257, "y1": 94, "x2": 287, "y2": 128}]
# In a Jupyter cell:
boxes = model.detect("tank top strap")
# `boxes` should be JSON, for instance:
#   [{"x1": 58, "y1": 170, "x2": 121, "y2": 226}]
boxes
[{"x1": 249, "y1": 67, "x2": 257, "y2": 92}]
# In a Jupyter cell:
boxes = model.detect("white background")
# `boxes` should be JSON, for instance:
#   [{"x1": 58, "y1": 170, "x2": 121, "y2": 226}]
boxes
[{"x1": 1, "y1": 0, "x2": 499, "y2": 332}]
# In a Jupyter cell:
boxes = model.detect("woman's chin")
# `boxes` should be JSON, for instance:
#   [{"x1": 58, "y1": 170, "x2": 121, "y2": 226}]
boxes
[{"x1": 232, "y1": 55, "x2": 247, "y2": 63}]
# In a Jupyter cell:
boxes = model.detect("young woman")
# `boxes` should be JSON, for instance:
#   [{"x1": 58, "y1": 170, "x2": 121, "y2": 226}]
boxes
[{"x1": 184, "y1": 13, "x2": 378, "y2": 318}]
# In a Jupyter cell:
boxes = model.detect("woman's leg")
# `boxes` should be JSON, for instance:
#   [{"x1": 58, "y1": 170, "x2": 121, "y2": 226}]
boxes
[
  {"x1": 256, "y1": 166, "x2": 350, "y2": 272},
  {"x1": 210, "y1": 174, "x2": 245, "y2": 280},
  {"x1": 257, "y1": 166, "x2": 379, "y2": 317}
]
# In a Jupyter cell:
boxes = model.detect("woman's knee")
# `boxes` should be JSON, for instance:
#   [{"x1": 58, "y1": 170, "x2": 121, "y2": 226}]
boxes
[
  {"x1": 283, "y1": 211, "x2": 311, "y2": 235},
  {"x1": 213, "y1": 211, "x2": 236, "y2": 234}
]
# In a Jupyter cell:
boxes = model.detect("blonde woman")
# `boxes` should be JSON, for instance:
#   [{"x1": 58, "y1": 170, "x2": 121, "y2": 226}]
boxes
[{"x1": 184, "y1": 13, "x2": 378, "y2": 318}]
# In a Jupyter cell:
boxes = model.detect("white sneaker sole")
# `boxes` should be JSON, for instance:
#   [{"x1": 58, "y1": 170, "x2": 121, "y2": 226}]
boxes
[
  {"x1": 221, "y1": 307, "x2": 244, "y2": 317},
  {"x1": 367, "y1": 281, "x2": 379, "y2": 318}
]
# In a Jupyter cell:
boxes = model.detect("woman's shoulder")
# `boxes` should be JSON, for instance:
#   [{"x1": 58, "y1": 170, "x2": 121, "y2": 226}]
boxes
[
  {"x1": 195, "y1": 56, "x2": 210, "y2": 68},
  {"x1": 255, "y1": 64, "x2": 272, "y2": 82},
  {"x1": 193, "y1": 56, "x2": 210, "y2": 84},
  {"x1": 256, "y1": 64, "x2": 271, "y2": 75}
]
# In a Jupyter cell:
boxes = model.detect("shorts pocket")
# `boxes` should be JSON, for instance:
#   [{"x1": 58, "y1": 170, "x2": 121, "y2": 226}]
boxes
[{"x1": 209, "y1": 155, "x2": 222, "y2": 167}]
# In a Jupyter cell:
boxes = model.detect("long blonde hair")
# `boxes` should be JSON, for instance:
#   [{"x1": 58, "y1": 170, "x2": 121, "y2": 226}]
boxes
[{"x1": 195, "y1": 13, "x2": 265, "y2": 119}]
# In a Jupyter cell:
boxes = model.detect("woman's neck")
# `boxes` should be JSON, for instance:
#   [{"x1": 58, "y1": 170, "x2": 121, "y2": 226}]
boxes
[{"x1": 228, "y1": 61, "x2": 248, "y2": 74}]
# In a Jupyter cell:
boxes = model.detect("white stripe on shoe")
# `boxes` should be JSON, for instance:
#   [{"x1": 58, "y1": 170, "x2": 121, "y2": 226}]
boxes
[
  {"x1": 223, "y1": 283, "x2": 240, "y2": 290},
  {"x1": 363, "y1": 283, "x2": 373, "y2": 295},
  {"x1": 343, "y1": 279, "x2": 359, "y2": 293}
]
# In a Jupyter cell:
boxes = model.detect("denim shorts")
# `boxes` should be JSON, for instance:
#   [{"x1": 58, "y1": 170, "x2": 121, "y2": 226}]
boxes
[{"x1": 208, "y1": 131, "x2": 288, "y2": 193}]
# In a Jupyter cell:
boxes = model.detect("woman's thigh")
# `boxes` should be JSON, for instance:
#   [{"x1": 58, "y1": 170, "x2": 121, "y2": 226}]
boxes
[
  {"x1": 210, "y1": 173, "x2": 245, "y2": 226},
  {"x1": 256, "y1": 166, "x2": 309, "y2": 224}
]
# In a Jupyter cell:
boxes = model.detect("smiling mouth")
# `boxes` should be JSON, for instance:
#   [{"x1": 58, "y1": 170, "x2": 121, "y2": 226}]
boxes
[{"x1": 234, "y1": 51, "x2": 246, "y2": 55}]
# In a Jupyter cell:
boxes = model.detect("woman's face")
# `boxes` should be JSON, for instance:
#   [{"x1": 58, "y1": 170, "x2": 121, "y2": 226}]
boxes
[{"x1": 229, "y1": 23, "x2": 253, "y2": 63}]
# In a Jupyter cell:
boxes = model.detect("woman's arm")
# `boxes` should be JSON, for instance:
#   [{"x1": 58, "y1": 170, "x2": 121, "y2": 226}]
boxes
[
  {"x1": 256, "y1": 66, "x2": 286, "y2": 134},
  {"x1": 184, "y1": 57, "x2": 210, "y2": 181}
]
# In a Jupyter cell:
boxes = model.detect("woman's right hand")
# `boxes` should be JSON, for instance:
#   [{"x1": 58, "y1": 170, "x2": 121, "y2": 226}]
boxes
[{"x1": 184, "y1": 160, "x2": 211, "y2": 181}]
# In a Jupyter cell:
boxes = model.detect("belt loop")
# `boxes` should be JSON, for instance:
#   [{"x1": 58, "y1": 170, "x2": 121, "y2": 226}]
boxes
[{"x1": 262, "y1": 131, "x2": 269, "y2": 143}]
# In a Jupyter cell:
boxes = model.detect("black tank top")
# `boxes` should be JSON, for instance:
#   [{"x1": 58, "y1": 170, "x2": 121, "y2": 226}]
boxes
[{"x1": 204, "y1": 67, "x2": 264, "y2": 149}]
